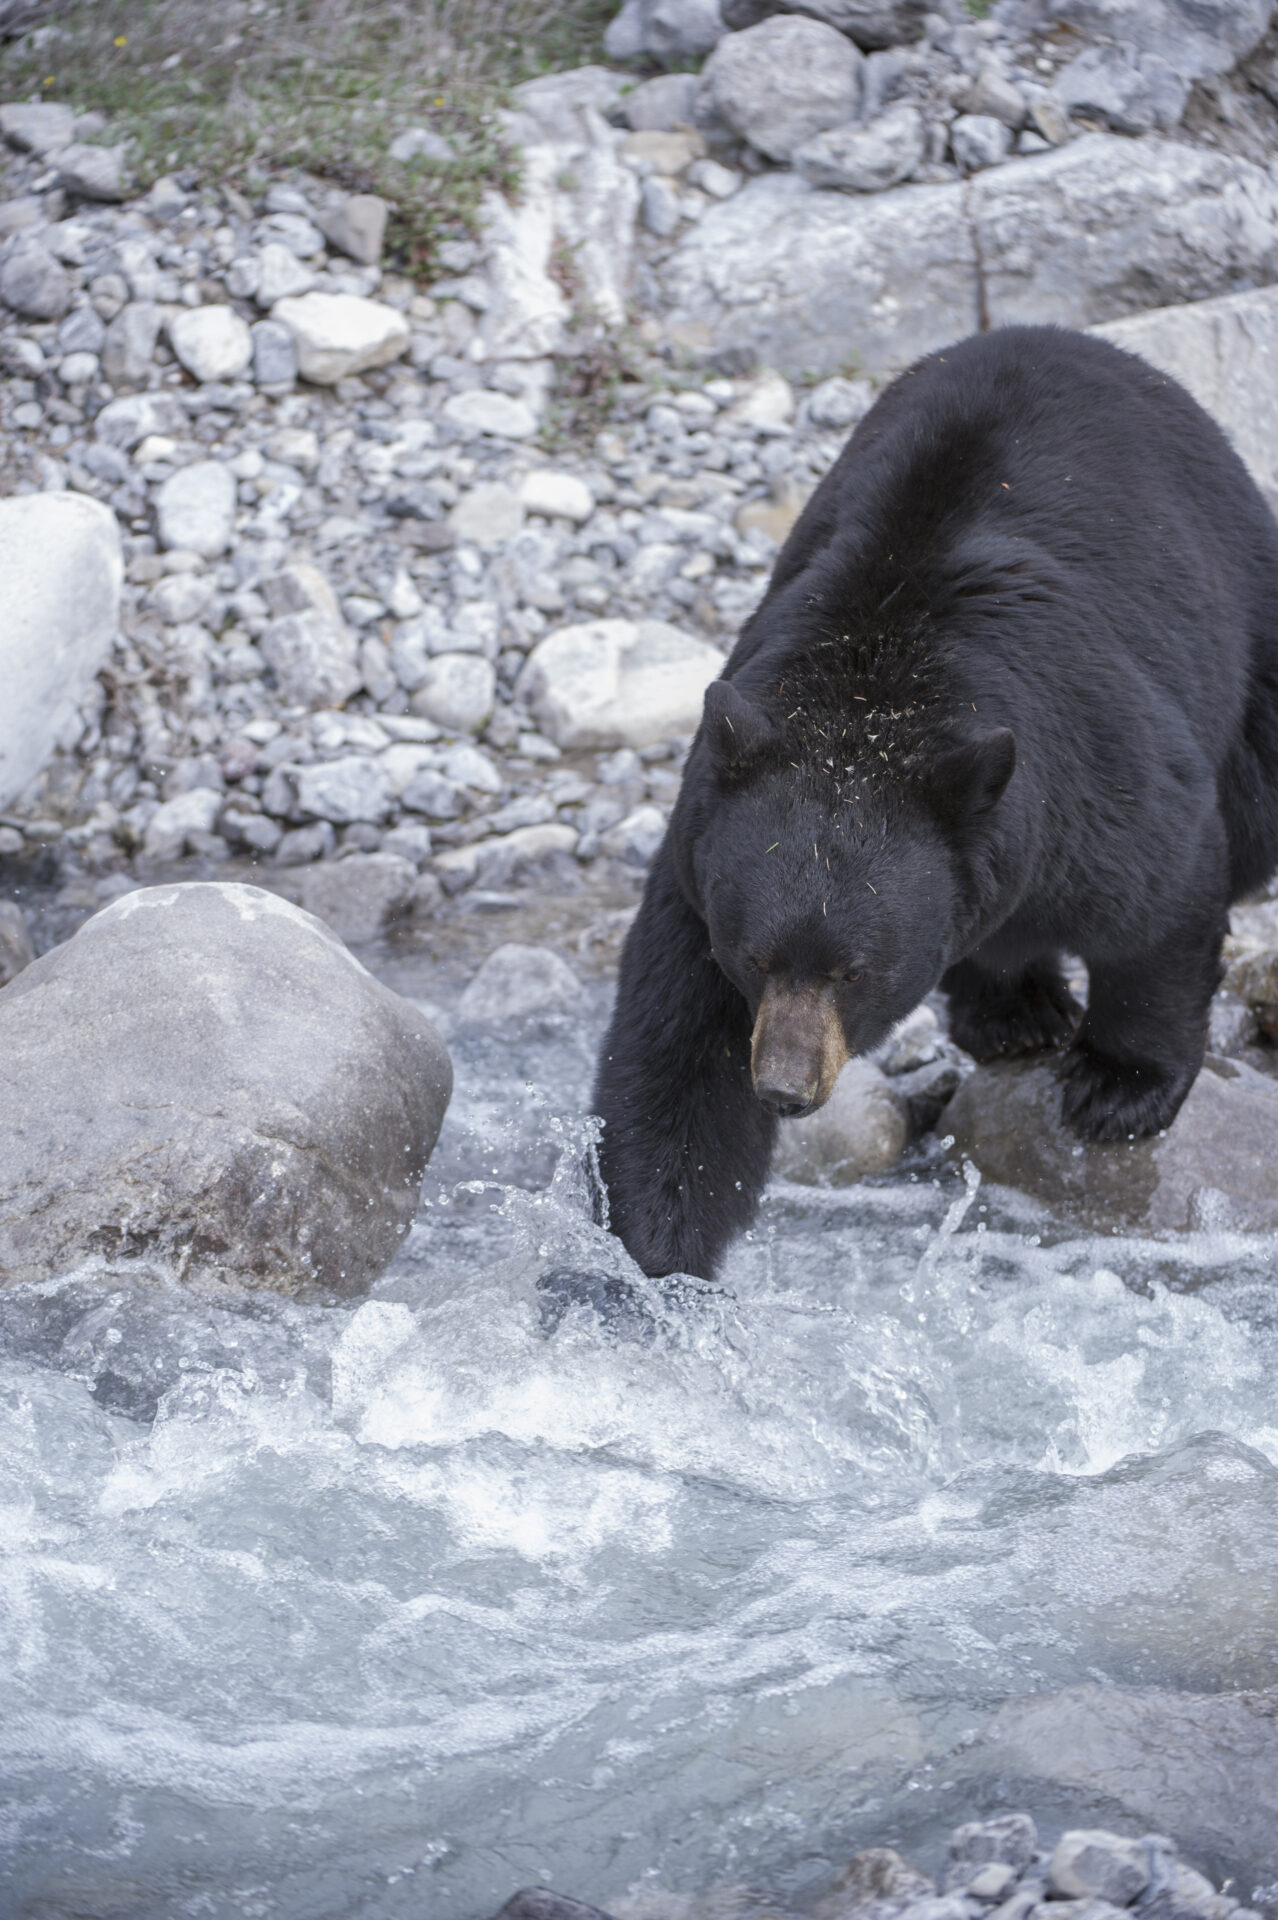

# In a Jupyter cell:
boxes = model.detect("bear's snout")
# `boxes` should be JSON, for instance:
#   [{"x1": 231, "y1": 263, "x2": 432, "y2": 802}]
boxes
[{"x1": 750, "y1": 979, "x2": 850, "y2": 1117}]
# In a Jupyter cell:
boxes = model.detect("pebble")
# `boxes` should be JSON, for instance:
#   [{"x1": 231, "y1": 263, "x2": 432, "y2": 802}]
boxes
[{"x1": 155, "y1": 461, "x2": 238, "y2": 557}]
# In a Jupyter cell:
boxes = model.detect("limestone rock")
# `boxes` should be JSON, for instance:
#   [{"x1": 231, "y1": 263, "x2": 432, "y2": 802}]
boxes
[
  {"x1": 0, "y1": 493, "x2": 122, "y2": 809},
  {"x1": 0, "y1": 903, "x2": 35, "y2": 988},
  {"x1": 719, "y1": 0, "x2": 926, "y2": 51},
  {"x1": 520, "y1": 469, "x2": 594, "y2": 522},
  {"x1": 142, "y1": 787, "x2": 222, "y2": 860},
  {"x1": 945, "y1": 1054, "x2": 1278, "y2": 1233},
  {"x1": 457, "y1": 944, "x2": 582, "y2": 1023},
  {"x1": 1042, "y1": 0, "x2": 1271, "y2": 88},
  {"x1": 271, "y1": 292, "x2": 409, "y2": 383},
  {"x1": 974, "y1": 135, "x2": 1278, "y2": 335},
  {"x1": 441, "y1": 389, "x2": 538, "y2": 440},
  {"x1": 0, "y1": 241, "x2": 70, "y2": 319},
  {"x1": 772, "y1": 1057, "x2": 908, "y2": 1185},
  {"x1": 662, "y1": 170, "x2": 978, "y2": 376},
  {"x1": 1091, "y1": 285, "x2": 1278, "y2": 513},
  {"x1": 794, "y1": 105, "x2": 926, "y2": 192},
  {"x1": 295, "y1": 852, "x2": 420, "y2": 944},
  {"x1": 155, "y1": 460, "x2": 238, "y2": 557},
  {"x1": 317, "y1": 192, "x2": 388, "y2": 266},
  {"x1": 1054, "y1": 44, "x2": 1189, "y2": 135},
  {"x1": 94, "y1": 390, "x2": 186, "y2": 450},
  {"x1": 699, "y1": 16, "x2": 864, "y2": 162},
  {"x1": 951, "y1": 113, "x2": 1013, "y2": 172},
  {"x1": 169, "y1": 305, "x2": 253, "y2": 383},
  {"x1": 409, "y1": 653, "x2": 497, "y2": 732},
  {"x1": 260, "y1": 609, "x2": 360, "y2": 710},
  {"x1": 517, "y1": 618, "x2": 722, "y2": 750},
  {"x1": 0, "y1": 884, "x2": 451, "y2": 1295},
  {"x1": 450, "y1": 482, "x2": 525, "y2": 545},
  {"x1": 55, "y1": 141, "x2": 127, "y2": 201},
  {"x1": 622, "y1": 72, "x2": 702, "y2": 131},
  {"x1": 0, "y1": 101, "x2": 75, "y2": 154},
  {"x1": 1049, "y1": 1833, "x2": 1150, "y2": 1907}
]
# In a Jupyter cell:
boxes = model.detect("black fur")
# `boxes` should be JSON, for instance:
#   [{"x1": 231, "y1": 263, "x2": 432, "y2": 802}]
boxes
[{"x1": 594, "y1": 325, "x2": 1278, "y2": 1279}]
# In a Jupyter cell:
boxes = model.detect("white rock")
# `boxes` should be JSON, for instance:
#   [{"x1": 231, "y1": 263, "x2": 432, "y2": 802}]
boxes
[
  {"x1": 155, "y1": 461, "x2": 238, "y2": 557},
  {"x1": 295, "y1": 757, "x2": 392, "y2": 825},
  {"x1": 449, "y1": 482, "x2": 525, "y2": 544},
  {"x1": 457, "y1": 944, "x2": 582, "y2": 1022},
  {"x1": 255, "y1": 241, "x2": 316, "y2": 306},
  {"x1": 410, "y1": 654, "x2": 497, "y2": 732},
  {"x1": 601, "y1": 804, "x2": 667, "y2": 866},
  {"x1": 794, "y1": 105, "x2": 927, "y2": 193},
  {"x1": 519, "y1": 468, "x2": 595, "y2": 522},
  {"x1": 0, "y1": 101, "x2": 75, "y2": 154},
  {"x1": 271, "y1": 292, "x2": 410, "y2": 383},
  {"x1": 721, "y1": 367, "x2": 795, "y2": 432},
  {"x1": 806, "y1": 375, "x2": 875, "y2": 430},
  {"x1": 1091, "y1": 285, "x2": 1278, "y2": 511},
  {"x1": 169, "y1": 306, "x2": 253, "y2": 383},
  {"x1": 94, "y1": 391, "x2": 185, "y2": 450},
  {"x1": 0, "y1": 494, "x2": 122, "y2": 809},
  {"x1": 142, "y1": 787, "x2": 223, "y2": 861},
  {"x1": 772, "y1": 1058, "x2": 909, "y2": 1186},
  {"x1": 517, "y1": 618, "x2": 722, "y2": 751},
  {"x1": 441, "y1": 389, "x2": 538, "y2": 440}
]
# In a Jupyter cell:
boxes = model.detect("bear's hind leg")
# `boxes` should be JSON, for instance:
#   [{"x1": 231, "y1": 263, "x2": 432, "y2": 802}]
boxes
[
  {"x1": 1058, "y1": 913, "x2": 1226, "y2": 1143},
  {"x1": 943, "y1": 954, "x2": 1081, "y2": 1064}
]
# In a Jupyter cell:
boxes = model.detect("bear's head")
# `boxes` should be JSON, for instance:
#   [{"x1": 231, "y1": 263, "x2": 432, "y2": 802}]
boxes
[{"x1": 680, "y1": 678, "x2": 1017, "y2": 1117}]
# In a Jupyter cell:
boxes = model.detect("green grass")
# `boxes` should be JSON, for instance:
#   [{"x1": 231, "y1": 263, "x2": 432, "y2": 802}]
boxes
[{"x1": 1, "y1": 0, "x2": 617, "y2": 274}]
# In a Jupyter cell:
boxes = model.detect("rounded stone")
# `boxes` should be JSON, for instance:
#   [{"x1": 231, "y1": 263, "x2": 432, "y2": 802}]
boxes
[
  {"x1": 155, "y1": 460, "x2": 238, "y2": 557},
  {"x1": 701, "y1": 16, "x2": 865, "y2": 163},
  {"x1": 409, "y1": 653, "x2": 497, "y2": 732},
  {"x1": 169, "y1": 305, "x2": 253, "y2": 383}
]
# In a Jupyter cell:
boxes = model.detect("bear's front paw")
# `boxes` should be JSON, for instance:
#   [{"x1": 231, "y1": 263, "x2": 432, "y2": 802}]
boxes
[
  {"x1": 949, "y1": 970, "x2": 1080, "y2": 1064},
  {"x1": 1058, "y1": 1041, "x2": 1193, "y2": 1142}
]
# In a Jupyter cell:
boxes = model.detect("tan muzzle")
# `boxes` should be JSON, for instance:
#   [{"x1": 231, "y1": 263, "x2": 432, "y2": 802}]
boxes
[{"x1": 750, "y1": 978, "x2": 849, "y2": 1117}]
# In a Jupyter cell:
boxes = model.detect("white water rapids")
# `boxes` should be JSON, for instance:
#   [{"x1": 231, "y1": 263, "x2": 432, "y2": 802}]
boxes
[{"x1": 2, "y1": 911, "x2": 1277, "y2": 1919}]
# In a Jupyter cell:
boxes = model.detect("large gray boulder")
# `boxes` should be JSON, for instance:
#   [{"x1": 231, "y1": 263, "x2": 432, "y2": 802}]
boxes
[
  {"x1": 1091, "y1": 285, "x2": 1278, "y2": 512},
  {"x1": 661, "y1": 135, "x2": 1278, "y2": 377},
  {"x1": 974, "y1": 136, "x2": 1278, "y2": 332},
  {"x1": 0, "y1": 492, "x2": 122, "y2": 809},
  {"x1": 945, "y1": 1053, "x2": 1278, "y2": 1233},
  {"x1": 0, "y1": 884, "x2": 452, "y2": 1296},
  {"x1": 698, "y1": 15, "x2": 865, "y2": 162}
]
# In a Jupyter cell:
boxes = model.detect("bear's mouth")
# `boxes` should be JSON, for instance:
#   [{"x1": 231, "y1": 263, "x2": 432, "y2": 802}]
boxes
[{"x1": 750, "y1": 978, "x2": 849, "y2": 1117}]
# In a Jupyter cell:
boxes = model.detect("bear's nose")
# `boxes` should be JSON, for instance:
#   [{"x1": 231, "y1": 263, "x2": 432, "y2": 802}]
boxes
[{"x1": 753, "y1": 1072, "x2": 818, "y2": 1118}]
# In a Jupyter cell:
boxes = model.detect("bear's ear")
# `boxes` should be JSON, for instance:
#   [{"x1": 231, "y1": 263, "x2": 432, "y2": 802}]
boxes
[
  {"x1": 920, "y1": 727, "x2": 1017, "y2": 824},
  {"x1": 702, "y1": 679, "x2": 775, "y2": 775}
]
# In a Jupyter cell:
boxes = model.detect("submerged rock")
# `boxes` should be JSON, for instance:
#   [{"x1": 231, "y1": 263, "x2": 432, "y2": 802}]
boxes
[
  {"x1": 0, "y1": 883, "x2": 451, "y2": 1295},
  {"x1": 945, "y1": 1053, "x2": 1278, "y2": 1232}
]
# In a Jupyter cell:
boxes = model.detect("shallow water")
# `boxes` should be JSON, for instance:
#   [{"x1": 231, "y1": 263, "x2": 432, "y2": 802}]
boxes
[{"x1": 2, "y1": 907, "x2": 1278, "y2": 1919}]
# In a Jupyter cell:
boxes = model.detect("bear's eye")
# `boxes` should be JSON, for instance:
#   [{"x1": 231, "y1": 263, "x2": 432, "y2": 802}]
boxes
[{"x1": 832, "y1": 968, "x2": 863, "y2": 985}]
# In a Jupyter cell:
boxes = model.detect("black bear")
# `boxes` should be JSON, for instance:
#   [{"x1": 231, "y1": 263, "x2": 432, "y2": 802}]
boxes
[{"x1": 593, "y1": 324, "x2": 1278, "y2": 1280}]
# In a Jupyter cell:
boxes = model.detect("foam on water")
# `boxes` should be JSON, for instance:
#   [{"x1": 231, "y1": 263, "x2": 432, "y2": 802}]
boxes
[{"x1": 2, "y1": 971, "x2": 1278, "y2": 1917}]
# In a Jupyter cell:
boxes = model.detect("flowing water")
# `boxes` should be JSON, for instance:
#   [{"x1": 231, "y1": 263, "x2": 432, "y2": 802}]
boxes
[{"x1": 2, "y1": 891, "x2": 1278, "y2": 1919}]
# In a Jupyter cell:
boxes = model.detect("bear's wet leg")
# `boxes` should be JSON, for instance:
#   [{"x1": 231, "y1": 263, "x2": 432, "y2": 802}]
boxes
[
  {"x1": 943, "y1": 954, "x2": 1081, "y2": 1063},
  {"x1": 1059, "y1": 914, "x2": 1226, "y2": 1142},
  {"x1": 594, "y1": 842, "x2": 777, "y2": 1280}
]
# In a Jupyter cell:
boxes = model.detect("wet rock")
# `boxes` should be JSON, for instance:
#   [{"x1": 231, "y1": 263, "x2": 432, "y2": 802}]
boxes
[
  {"x1": 947, "y1": 1814, "x2": 1038, "y2": 1875},
  {"x1": 457, "y1": 943, "x2": 582, "y2": 1022},
  {"x1": 0, "y1": 903, "x2": 35, "y2": 988},
  {"x1": 0, "y1": 492, "x2": 122, "y2": 809},
  {"x1": 795, "y1": 105, "x2": 926, "y2": 192},
  {"x1": 1054, "y1": 44, "x2": 1188, "y2": 135},
  {"x1": 155, "y1": 460, "x2": 238, "y2": 557},
  {"x1": 317, "y1": 192, "x2": 388, "y2": 266},
  {"x1": 814, "y1": 1847, "x2": 934, "y2": 1920},
  {"x1": 295, "y1": 851, "x2": 420, "y2": 944},
  {"x1": 272, "y1": 291, "x2": 409, "y2": 383},
  {"x1": 945, "y1": 1054, "x2": 1278, "y2": 1232},
  {"x1": 517, "y1": 617, "x2": 721, "y2": 750},
  {"x1": 772, "y1": 1056, "x2": 908, "y2": 1185},
  {"x1": 56, "y1": 141, "x2": 127, "y2": 200},
  {"x1": 0, "y1": 240, "x2": 70, "y2": 318},
  {"x1": 169, "y1": 305, "x2": 253, "y2": 383},
  {"x1": 0, "y1": 883, "x2": 451, "y2": 1296},
  {"x1": 952, "y1": 114, "x2": 1013, "y2": 172},
  {"x1": 699, "y1": 16, "x2": 865, "y2": 163},
  {"x1": 1049, "y1": 1834, "x2": 1150, "y2": 1907},
  {"x1": 1091, "y1": 286, "x2": 1278, "y2": 512}
]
